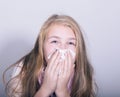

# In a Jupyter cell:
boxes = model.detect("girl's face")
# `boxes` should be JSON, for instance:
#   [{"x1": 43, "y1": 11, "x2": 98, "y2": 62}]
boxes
[{"x1": 44, "y1": 24, "x2": 76, "y2": 63}]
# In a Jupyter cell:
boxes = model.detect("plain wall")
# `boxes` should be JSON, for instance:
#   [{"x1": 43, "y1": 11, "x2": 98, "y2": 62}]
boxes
[{"x1": 0, "y1": 0, "x2": 120, "y2": 97}]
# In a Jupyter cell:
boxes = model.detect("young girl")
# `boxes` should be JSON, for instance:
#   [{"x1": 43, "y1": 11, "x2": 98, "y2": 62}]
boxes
[{"x1": 4, "y1": 14, "x2": 96, "y2": 97}]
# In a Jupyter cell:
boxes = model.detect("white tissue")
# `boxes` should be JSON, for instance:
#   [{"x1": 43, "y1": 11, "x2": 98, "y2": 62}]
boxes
[
  {"x1": 59, "y1": 49, "x2": 67, "y2": 60},
  {"x1": 69, "y1": 49, "x2": 75, "y2": 58},
  {"x1": 47, "y1": 49, "x2": 75, "y2": 60}
]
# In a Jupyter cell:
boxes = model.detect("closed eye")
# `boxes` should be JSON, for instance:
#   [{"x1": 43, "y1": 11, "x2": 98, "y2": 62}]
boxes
[
  {"x1": 68, "y1": 42, "x2": 76, "y2": 46},
  {"x1": 51, "y1": 40, "x2": 58, "y2": 43}
]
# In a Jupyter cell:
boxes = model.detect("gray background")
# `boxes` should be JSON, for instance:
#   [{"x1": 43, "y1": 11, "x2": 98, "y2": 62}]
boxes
[{"x1": 0, "y1": 0, "x2": 120, "y2": 97}]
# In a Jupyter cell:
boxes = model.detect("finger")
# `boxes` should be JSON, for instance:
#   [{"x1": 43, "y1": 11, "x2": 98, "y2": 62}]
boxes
[
  {"x1": 68, "y1": 50, "x2": 74, "y2": 73},
  {"x1": 62, "y1": 52, "x2": 68, "y2": 77},
  {"x1": 48, "y1": 50, "x2": 63, "y2": 76},
  {"x1": 47, "y1": 49, "x2": 59, "y2": 70},
  {"x1": 55, "y1": 62, "x2": 61, "y2": 78},
  {"x1": 58, "y1": 60, "x2": 64, "y2": 78},
  {"x1": 66, "y1": 50, "x2": 73, "y2": 76},
  {"x1": 69, "y1": 49, "x2": 75, "y2": 65},
  {"x1": 52, "y1": 52, "x2": 62, "y2": 74}
]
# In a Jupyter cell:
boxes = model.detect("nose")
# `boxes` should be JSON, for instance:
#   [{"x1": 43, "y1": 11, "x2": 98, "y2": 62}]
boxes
[{"x1": 59, "y1": 43, "x2": 67, "y2": 49}]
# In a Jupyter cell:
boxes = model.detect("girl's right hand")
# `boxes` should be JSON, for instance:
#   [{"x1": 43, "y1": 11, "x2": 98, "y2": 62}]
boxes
[{"x1": 39, "y1": 49, "x2": 61, "y2": 96}]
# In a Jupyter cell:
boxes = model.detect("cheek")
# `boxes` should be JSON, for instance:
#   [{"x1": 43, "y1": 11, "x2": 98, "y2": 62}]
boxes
[
  {"x1": 44, "y1": 43, "x2": 57, "y2": 62},
  {"x1": 67, "y1": 44, "x2": 76, "y2": 51}
]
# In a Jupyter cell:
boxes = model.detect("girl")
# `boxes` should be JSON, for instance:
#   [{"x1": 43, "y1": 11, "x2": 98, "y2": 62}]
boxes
[{"x1": 4, "y1": 14, "x2": 96, "y2": 97}]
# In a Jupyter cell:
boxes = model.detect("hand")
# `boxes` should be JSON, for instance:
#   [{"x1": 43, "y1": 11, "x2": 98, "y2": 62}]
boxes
[
  {"x1": 55, "y1": 50, "x2": 74, "y2": 97},
  {"x1": 39, "y1": 50, "x2": 61, "y2": 96}
]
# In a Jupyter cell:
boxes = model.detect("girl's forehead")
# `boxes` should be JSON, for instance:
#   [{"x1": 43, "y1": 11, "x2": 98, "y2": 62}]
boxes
[{"x1": 46, "y1": 24, "x2": 76, "y2": 39}]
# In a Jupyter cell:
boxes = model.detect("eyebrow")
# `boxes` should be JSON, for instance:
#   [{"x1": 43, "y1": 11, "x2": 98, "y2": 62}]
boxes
[
  {"x1": 48, "y1": 36, "x2": 60, "y2": 39},
  {"x1": 48, "y1": 36, "x2": 76, "y2": 40}
]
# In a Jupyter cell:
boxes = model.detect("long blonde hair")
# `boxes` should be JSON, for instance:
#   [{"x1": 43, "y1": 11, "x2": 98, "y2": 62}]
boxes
[{"x1": 4, "y1": 14, "x2": 96, "y2": 97}]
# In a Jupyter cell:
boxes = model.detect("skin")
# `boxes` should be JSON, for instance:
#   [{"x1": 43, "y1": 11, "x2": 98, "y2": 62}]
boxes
[{"x1": 35, "y1": 24, "x2": 76, "y2": 97}]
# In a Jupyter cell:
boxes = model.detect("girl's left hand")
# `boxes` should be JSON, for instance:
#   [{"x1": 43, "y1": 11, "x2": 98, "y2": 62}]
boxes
[{"x1": 55, "y1": 50, "x2": 75, "y2": 97}]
